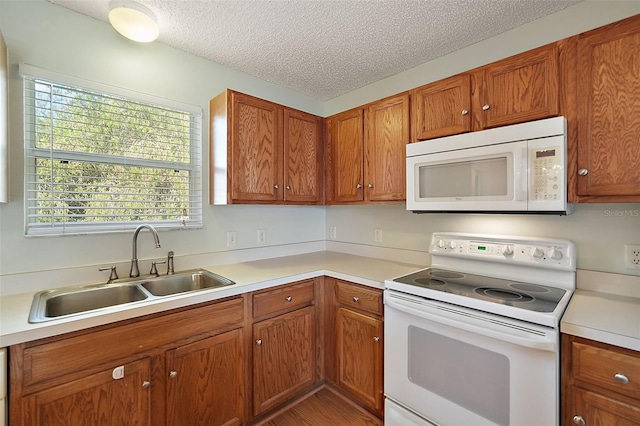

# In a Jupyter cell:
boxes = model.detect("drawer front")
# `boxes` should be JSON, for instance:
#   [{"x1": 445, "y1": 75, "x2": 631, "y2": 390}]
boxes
[
  {"x1": 336, "y1": 281, "x2": 382, "y2": 316},
  {"x1": 573, "y1": 341, "x2": 640, "y2": 398},
  {"x1": 252, "y1": 280, "x2": 315, "y2": 319}
]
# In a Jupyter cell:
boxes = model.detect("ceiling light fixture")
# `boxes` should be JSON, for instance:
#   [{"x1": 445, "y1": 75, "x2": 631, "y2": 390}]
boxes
[{"x1": 108, "y1": 1, "x2": 159, "y2": 43}]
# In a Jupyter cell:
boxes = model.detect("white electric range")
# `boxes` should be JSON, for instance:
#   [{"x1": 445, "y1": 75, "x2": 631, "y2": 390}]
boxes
[{"x1": 384, "y1": 232, "x2": 576, "y2": 426}]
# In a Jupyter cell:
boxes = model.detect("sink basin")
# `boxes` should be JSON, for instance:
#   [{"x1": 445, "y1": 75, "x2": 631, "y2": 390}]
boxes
[
  {"x1": 30, "y1": 284, "x2": 148, "y2": 322},
  {"x1": 28, "y1": 269, "x2": 235, "y2": 323},
  {"x1": 140, "y1": 270, "x2": 234, "y2": 296}
]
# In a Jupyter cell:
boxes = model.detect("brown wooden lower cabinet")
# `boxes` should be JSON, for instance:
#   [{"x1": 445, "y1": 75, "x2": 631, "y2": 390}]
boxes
[
  {"x1": 324, "y1": 278, "x2": 384, "y2": 417},
  {"x1": 22, "y1": 357, "x2": 151, "y2": 426},
  {"x1": 166, "y1": 328, "x2": 245, "y2": 426},
  {"x1": 573, "y1": 387, "x2": 640, "y2": 426},
  {"x1": 10, "y1": 278, "x2": 383, "y2": 425},
  {"x1": 336, "y1": 307, "x2": 383, "y2": 413},
  {"x1": 562, "y1": 334, "x2": 640, "y2": 426},
  {"x1": 10, "y1": 297, "x2": 245, "y2": 426},
  {"x1": 250, "y1": 279, "x2": 318, "y2": 417},
  {"x1": 252, "y1": 306, "x2": 316, "y2": 416}
]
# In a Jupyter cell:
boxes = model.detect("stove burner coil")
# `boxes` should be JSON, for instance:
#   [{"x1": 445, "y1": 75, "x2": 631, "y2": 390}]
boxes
[
  {"x1": 509, "y1": 283, "x2": 551, "y2": 293},
  {"x1": 474, "y1": 287, "x2": 534, "y2": 303},
  {"x1": 414, "y1": 278, "x2": 447, "y2": 287},
  {"x1": 428, "y1": 270, "x2": 465, "y2": 280}
]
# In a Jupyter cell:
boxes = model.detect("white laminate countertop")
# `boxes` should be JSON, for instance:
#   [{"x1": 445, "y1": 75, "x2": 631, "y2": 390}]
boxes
[
  {"x1": 561, "y1": 270, "x2": 640, "y2": 352},
  {"x1": 0, "y1": 251, "x2": 423, "y2": 347}
]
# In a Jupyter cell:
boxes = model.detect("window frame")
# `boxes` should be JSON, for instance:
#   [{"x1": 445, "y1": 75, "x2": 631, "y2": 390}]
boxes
[{"x1": 20, "y1": 64, "x2": 203, "y2": 236}]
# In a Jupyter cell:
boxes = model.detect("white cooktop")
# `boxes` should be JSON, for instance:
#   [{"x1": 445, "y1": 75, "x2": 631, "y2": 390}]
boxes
[{"x1": 386, "y1": 233, "x2": 576, "y2": 327}]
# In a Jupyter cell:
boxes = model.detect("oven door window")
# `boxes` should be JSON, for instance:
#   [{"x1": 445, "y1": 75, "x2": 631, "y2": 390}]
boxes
[{"x1": 409, "y1": 326, "x2": 509, "y2": 426}]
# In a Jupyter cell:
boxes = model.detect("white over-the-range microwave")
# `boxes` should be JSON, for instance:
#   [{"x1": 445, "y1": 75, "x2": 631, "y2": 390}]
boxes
[{"x1": 406, "y1": 116, "x2": 572, "y2": 214}]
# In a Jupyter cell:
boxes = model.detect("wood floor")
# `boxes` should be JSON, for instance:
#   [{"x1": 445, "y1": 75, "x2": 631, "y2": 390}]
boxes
[{"x1": 260, "y1": 387, "x2": 382, "y2": 426}]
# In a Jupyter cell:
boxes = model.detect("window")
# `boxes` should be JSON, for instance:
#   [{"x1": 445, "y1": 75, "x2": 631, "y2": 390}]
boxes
[{"x1": 22, "y1": 66, "x2": 202, "y2": 235}]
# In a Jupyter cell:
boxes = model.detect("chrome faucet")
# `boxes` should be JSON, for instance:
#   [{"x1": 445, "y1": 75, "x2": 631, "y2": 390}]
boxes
[{"x1": 129, "y1": 224, "x2": 161, "y2": 277}]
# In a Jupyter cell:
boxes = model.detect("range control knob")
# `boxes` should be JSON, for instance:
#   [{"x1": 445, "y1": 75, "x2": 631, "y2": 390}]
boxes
[
  {"x1": 548, "y1": 248, "x2": 563, "y2": 260},
  {"x1": 436, "y1": 239, "x2": 446, "y2": 248},
  {"x1": 532, "y1": 247, "x2": 545, "y2": 259},
  {"x1": 502, "y1": 245, "x2": 514, "y2": 257},
  {"x1": 448, "y1": 241, "x2": 458, "y2": 249}
]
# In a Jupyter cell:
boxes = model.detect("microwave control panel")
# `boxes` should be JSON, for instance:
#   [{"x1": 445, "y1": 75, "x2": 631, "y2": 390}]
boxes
[{"x1": 531, "y1": 146, "x2": 562, "y2": 201}]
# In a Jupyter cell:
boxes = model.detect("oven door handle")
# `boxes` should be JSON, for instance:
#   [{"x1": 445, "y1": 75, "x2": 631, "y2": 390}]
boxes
[{"x1": 385, "y1": 294, "x2": 556, "y2": 352}]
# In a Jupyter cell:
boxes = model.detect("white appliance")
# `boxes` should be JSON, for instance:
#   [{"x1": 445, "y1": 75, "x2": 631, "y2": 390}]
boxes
[
  {"x1": 384, "y1": 232, "x2": 576, "y2": 426},
  {"x1": 406, "y1": 117, "x2": 571, "y2": 214}
]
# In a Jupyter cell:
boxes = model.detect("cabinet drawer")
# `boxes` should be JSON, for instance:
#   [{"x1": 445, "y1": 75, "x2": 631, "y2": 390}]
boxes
[
  {"x1": 572, "y1": 341, "x2": 640, "y2": 399},
  {"x1": 336, "y1": 281, "x2": 382, "y2": 316},
  {"x1": 252, "y1": 280, "x2": 315, "y2": 319}
]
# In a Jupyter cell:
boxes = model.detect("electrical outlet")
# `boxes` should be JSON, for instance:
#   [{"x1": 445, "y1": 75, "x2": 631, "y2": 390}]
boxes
[
  {"x1": 226, "y1": 231, "x2": 237, "y2": 248},
  {"x1": 329, "y1": 226, "x2": 337, "y2": 240},
  {"x1": 374, "y1": 228, "x2": 383, "y2": 243},
  {"x1": 625, "y1": 244, "x2": 640, "y2": 269},
  {"x1": 257, "y1": 229, "x2": 266, "y2": 244}
]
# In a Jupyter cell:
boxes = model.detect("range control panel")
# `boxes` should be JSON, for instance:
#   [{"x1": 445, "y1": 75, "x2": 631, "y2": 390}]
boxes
[{"x1": 430, "y1": 233, "x2": 576, "y2": 270}]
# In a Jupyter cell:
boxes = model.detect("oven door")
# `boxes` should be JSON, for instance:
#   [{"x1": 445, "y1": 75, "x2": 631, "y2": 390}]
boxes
[{"x1": 384, "y1": 290, "x2": 558, "y2": 426}]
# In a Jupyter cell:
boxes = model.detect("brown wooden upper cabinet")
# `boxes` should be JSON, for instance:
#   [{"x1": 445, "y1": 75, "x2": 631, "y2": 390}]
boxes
[
  {"x1": 472, "y1": 44, "x2": 559, "y2": 130},
  {"x1": 410, "y1": 44, "x2": 559, "y2": 141},
  {"x1": 573, "y1": 14, "x2": 640, "y2": 202},
  {"x1": 411, "y1": 74, "x2": 472, "y2": 141},
  {"x1": 210, "y1": 90, "x2": 323, "y2": 205},
  {"x1": 326, "y1": 93, "x2": 409, "y2": 203}
]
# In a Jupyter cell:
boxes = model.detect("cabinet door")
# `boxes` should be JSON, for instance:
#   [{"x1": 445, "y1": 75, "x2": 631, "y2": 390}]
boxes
[
  {"x1": 253, "y1": 306, "x2": 315, "y2": 415},
  {"x1": 230, "y1": 91, "x2": 283, "y2": 202},
  {"x1": 576, "y1": 15, "x2": 640, "y2": 198},
  {"x1": 477, "y1": 45, "x2": 559, "y2": 129},
  {"x1": 337, "y1": 308, "x2": 383, "y2": 413},
  {"x1": 365, "y1": 93, "x2": 409, "y2": 202},
  {"x1": 328, "y1": 109, "x2": 364, "y2": 202},
  {"x1": 283, "y1": 108, "x2": 323, "y2": 204},
  {"x1": 166, "y1": 328, "x2": 245, "y2": 426},
  {"x1": 23, "y1": 358, "x2": 151, "y2": 426},
  {"x1": 572, "y1": 387, "x2": 640, "y2": 426},
  {"x1": 411, "y1": 75, "x2": 472, "y2": 140}
]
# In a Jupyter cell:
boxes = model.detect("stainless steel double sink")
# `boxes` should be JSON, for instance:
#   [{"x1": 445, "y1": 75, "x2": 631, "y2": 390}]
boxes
[{"x1": 28, "y1": 269, "x2": 235, "y2": 323}]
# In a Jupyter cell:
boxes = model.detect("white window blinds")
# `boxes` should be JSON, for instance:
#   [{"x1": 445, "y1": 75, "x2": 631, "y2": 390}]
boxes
[{"x1": 22, "y1": 69, "x2": 202, "y2": 235}]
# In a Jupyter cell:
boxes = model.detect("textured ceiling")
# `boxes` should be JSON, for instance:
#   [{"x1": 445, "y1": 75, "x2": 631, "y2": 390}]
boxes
[{"x1": 48, "y1": 0, "x2": 582, "y2": 101}]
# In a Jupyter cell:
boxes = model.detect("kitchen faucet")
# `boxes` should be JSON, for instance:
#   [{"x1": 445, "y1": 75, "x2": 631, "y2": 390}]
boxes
[{"x1": 129, "y1": 224, "x2": 161, "y2": 277}]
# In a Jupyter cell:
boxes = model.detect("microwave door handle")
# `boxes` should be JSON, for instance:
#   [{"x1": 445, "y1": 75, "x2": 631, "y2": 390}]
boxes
[
  {"x1": 514, "y1": 147, "x2": 527, "y2": 201},
  {"x1": 385, "y1": 294, "x2": 556, "y2": 352}
]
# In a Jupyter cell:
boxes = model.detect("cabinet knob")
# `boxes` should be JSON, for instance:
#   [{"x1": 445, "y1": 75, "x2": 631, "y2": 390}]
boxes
[
  {"x1": 461, "y1": 109, "x2": 468, "y2": 115},
  {"x1": 482, "y1": 104, "x2": 490, "y2": 111},
  {"x1": 286, "y1": 296, "x2": 292, "y2": 302},
  {"x1": 373, "y1": 336, "x2": 380, "y2": 342},
  {"x1": 572, "y1": 415, "x2": 585, "y2": 426},
  {"x1": 169, "y1": 371, "x2": 178, "y2": 379},
  {"x1": 367, "y1": 183, "x2": 373, "y2": 188},
  {"x1": 274, "y1": 184, "x2": 279, "y2": 189},
  {"x1": 353, "y1": 296, "x2": 359, "y2": 302},
  {"x1": 256, "y1": 339, "x2": 262, "y2": 346},
  {"x1": 356, "y1": 183, "x2": 362, "y2": 189},
  {"x1": 142, "y1": 381, "x2": 151, "y2": 389},
  {"x1": 614, "y1": 373, "x2": 629, "y2": 384},
  {"x1": 285, "y1": 185, "x2": 291, "y2": 190},
  {"x1": 578, "y1": 169, "x2": 589, "y2": 176}
]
